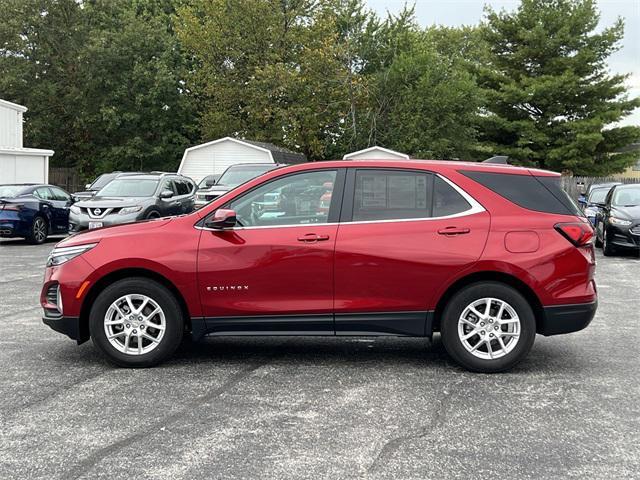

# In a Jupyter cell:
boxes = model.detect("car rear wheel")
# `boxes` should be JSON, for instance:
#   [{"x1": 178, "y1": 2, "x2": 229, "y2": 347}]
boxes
[
  {"x1": 27, "y1": 216, "x2": 48, "y2": 244},
  {"x1": 89, "y1": 278, "x2": 184, "y2": 367},
  {"x1": 440, "y1": 282, "x2": 536, "y2": 373}
]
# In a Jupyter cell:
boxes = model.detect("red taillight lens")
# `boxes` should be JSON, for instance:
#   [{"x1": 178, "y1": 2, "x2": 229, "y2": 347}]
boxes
[{"x1": 555, "y1": 222, "x2": 594, "y2": 247}]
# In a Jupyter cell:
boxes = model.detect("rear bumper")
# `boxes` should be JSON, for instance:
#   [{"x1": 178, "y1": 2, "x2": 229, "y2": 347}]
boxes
[
  {"x1": 538, "y1": 301, "x2": 597, "y2": 336},
  {"x1": 42, "y1": 313, "x2": 88, "y2": 343}
]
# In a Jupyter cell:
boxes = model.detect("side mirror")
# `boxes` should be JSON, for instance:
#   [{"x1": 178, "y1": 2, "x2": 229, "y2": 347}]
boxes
[
  {"x1": 205, "y1": 209, "x2": 237, "y2": 229},
  {"x1": 159, "y1": 190, "x2": 174, "y2": 199},
  {"x1": 205, "y1": 179, "x2": 216, "y2": 188},
  {"x1": 85, "y1": 184, "x2": 92, "y2": 190}
]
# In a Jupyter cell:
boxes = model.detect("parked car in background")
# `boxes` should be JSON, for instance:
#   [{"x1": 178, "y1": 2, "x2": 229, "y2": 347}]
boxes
[
  {"x1": 72, "y1": 172, "x2": 143, "y2": 201},
  {"x1": 0, "y1": 184, "x2": 72, "y2": 244},
  {"x1": 69, "y1": 173, "x2": 195, "y2": 232},
  {"x1": 42, "y1": 160, "x2": 596, "y2": 373},
  {"x1": 583, "y1": 185, "x2": 617, "y2": 226},
  {"x1": 197, "y1": 174, "x2": 220, "y2": 190},
  {"x1": 578, "y1": 181, "x2": 621, "y2": 207},
  {"x1": 195, "y1": 163, "x2": 283, "y2": 208},
  {"x1": 595, "y1": 183, "x2": 640, "y2": 255}
]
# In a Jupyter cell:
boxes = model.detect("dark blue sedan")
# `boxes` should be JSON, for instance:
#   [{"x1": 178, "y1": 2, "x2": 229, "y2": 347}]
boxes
[{"x1": 0, "y1": 184, "x2": 72, "y2": 244}]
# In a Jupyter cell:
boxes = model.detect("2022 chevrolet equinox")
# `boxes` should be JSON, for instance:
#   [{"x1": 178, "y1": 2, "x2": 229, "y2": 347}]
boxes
[{"x1": 41, "y1": 160, "x2": 597, "y2": 372}]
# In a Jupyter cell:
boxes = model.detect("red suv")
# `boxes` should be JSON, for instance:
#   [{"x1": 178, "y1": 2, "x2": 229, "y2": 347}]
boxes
[{"x1": 41, "y1": 160, "x2": 596, "y2": 372}]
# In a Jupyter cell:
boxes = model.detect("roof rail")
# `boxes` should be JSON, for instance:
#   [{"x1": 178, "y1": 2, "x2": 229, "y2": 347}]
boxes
[{"x1": 482, "y1": 155, "x2": 509, "y2": 165}]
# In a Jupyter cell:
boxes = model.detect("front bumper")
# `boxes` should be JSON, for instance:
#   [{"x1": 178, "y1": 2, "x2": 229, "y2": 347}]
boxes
[
  {"x1": 69, "y1": 211, "x2": 143, "y2": 232},
  {"x1": 607, "y1": 224, "x2": 640, "y2": 250},
  {"x1": 42, "y1": 313, "x2": 87, "y2": 343},
  {"x1": 538, "y1": 301, "x2": 597, "y2": 336}
]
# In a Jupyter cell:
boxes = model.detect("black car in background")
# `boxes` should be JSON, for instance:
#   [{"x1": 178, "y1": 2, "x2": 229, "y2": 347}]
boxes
[
  {"x1": 69, "y1": 172, "x2": 196, "y2": 232},
  {"x1": 0, "y1": 184, "x2": 72, "y2": 244},
  {"x1": 595, "y1": 183, "x2": 640, "y2": 256}
]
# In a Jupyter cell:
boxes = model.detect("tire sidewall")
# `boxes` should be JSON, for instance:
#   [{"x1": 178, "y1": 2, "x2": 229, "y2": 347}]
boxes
[
  {"x1": 89, "y1": 278, "x2": 184, "y2": 367},
  {"x1": 28, "y1": 216, "x2": 48, "y2": 244},
  {"x1": 441, "y1": 282, "x2": 536, "y2": 373}
]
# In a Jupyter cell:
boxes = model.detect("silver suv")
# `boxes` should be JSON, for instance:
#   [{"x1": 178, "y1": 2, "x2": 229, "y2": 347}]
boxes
[
  {"x1": 69, "y1": 173, "x2": 195, "y2": 232},
  {"x1": 195, "y1": 163, "x2": 283, "y2": 208}
]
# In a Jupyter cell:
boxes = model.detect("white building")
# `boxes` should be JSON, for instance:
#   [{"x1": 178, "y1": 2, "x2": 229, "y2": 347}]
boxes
[
  {"x1": 178, "y1": 137, "x2": 306, "y2": 184},
  {"x1": 343, "y1": 146, "x2": 409, "y2": 161},
  {"x1": 0, "y1": 99, "x2": 54, "y2": 184}
]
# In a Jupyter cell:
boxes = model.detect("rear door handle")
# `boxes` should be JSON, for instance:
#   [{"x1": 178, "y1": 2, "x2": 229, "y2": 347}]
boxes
[
  {"x1": 437, "y1": 227, "x2": 470, "y2": 236},
  {"x1": 297, "y1": 233, "x2": 330, "y2": 242}
]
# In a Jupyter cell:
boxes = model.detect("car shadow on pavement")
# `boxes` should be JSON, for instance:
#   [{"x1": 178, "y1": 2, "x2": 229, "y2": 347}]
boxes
[{"x1": 46, "y1": 334, "x2": 562, "y2": 375}]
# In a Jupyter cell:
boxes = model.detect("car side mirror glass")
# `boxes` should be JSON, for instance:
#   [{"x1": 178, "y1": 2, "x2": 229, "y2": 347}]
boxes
[
  {"x1": 159, "y1": 190, "x2": 174, "y2": 199},
  {"x1": 205, "y1": 209, "x2": 237, "y2": 229},
  {"x1": 205, "y1": 180, "x2": 216, "y2": 187},
  {"x1": 85, "y1": 184, "x2": 92, "y2": 190}
]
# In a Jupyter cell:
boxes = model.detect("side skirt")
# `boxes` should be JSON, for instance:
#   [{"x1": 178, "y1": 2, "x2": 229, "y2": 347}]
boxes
[{"x1": 191, "y1": 311, "x2": 434, "y2": 339}]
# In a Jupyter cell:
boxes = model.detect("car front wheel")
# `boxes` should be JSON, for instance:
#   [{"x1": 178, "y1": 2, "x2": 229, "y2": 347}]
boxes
[
  {"x1": 89, "y1": 278, "x2": 184, "y2": 367},
  {"x1": 440, "y1": 282, "x2": 536, "y2": 373}
]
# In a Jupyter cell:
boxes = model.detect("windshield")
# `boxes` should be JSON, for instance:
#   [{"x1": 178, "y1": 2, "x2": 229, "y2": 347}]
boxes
[
  {"x1": 97, "y1": 178, "x2": 159, "y2": 197},
  {"x1": 90, "y1": 174, "x2": 118, "y2": 190},
  {"x1": 198, "y1": 175, "x2": 217, "y2": 188},
  {"x1": 612, "y1": 186, "x2": 640, "y2": 207},
  {"x1": 588, "y1": 188, "x2": 609, "y2": 204},
  {"x1": 0, "y1": 186, "x2": 28, "y2": 198},
  {"x1": 217, "y1": 165, "x2": 276, "y2": 187}
]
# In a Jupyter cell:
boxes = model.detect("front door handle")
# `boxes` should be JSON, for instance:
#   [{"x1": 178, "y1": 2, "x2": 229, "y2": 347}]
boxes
[
  {"x1": 297, "y1": 233, "x2": 330, "y2": 242},
  {"x1": 437, "y1": 227, "x2": 470, "y2": 236}
]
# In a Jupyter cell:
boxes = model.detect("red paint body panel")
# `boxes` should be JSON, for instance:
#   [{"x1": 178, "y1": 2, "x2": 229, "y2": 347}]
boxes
[
  {"x1": 334, "y1": 211, "x2": 490, "y2": 312},
  {"x1": 41, "y1": 159, "x2": 596, "y2": 336},
  {"x1": 197, "y1": 225, "x2": 337, "y2": 316}
]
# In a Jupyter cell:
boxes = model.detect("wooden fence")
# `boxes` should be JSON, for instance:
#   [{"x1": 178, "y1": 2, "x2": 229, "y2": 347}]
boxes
[
  {"x1": 49, "y1": 167, "x2": 85, "y2": 193},
  {"x1": 561, "y1": 176, "x2": 640, "y2": 200}
]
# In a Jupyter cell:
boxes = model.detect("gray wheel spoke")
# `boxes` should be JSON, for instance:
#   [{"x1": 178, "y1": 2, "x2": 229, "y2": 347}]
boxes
[
  {"x1": 104, "y1": 294, "x2": 166, "y2": 356},
  {"x1": 458, "y1": 297, "x2": 521, "y2": 361}
]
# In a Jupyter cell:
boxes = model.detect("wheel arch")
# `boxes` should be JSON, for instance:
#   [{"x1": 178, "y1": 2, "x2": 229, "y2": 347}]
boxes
[
  {"x1": 79, "y1": 268, "x2": 192, "y2": 342},
  {"x1": 432, "y1": 271, "x2": 544, "y2": 334}
]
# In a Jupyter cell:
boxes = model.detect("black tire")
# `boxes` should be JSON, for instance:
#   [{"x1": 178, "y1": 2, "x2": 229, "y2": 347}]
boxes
[
  {"x1": 602, "y1": 229, "x2": 616, "y2": 256},
  {"x1": 146, "y1": 210, "x2": 161, "y2": 219},
  {"x1": 26, "y1": 215, "x2": 48, "y2": 244},
  {"x1": 594, "y1": 233, "x2": 603, "y2": 248},
  {"x1": 440, "y1": 282, "x2": 536, "y2": 373},
  {"x1": 89, "y1": 278, "x2": 184, "y2": 367}
]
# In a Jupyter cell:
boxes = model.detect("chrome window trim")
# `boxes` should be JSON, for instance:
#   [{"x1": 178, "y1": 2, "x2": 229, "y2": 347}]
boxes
[{"x1": 195, "y1": 173, "x2": 485, "y2": 232}]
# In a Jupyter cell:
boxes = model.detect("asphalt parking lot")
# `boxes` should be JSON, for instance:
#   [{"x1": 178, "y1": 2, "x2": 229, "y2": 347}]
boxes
[{"x1": 0, "y1": 238, "x2": 639, "y2": 480}]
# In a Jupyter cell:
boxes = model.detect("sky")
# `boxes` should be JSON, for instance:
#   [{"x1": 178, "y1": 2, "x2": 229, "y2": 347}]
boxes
[{"x1": 366, "y1": 0, "x2": 640, "y2": 126}]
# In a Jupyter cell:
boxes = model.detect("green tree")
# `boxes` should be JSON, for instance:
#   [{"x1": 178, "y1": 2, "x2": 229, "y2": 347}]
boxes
[
  {"x1": 176, "y1": 0, "x2": 357, "y2": 160},
  {"x1": 480, "y1": 0, "x2": 640, "y2": 175},
  {"x1": 0, "y1": 0, "x2": 196, "y2": 176}
]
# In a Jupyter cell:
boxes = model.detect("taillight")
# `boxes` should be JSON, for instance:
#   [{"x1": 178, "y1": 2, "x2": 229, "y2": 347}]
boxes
[
  {"x1": 555, "y1": 222, "x2": 594, "y2": 247},
  {"x1": 1, "y1": 203, "x2": 23, "y2": 211}
]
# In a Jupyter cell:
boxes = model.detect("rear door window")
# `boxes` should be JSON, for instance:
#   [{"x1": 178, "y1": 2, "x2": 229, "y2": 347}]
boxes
[
  {"x1": 352, "y1": 170, "x2": 431, "y2": 221},
  {"x1": 433, "y1": 176, "x2": 472, "y2": 217}
]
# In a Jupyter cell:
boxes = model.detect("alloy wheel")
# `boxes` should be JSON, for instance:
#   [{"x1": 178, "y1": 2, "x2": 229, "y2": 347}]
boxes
[
  {"x1": 33, "y1": 218, "x2": 47, "y2": 242},
  {"x1": 103, "y1": 294, "x2": 166, "y2": 355},
  {"x1": 457, "y1": 297, "x2": 521, "y2": 360}
]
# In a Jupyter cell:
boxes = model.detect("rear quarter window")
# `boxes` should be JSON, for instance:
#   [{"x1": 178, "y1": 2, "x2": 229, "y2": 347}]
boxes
[{"x1": 461, "y1": 170, "x2": 582, "y2": 216}]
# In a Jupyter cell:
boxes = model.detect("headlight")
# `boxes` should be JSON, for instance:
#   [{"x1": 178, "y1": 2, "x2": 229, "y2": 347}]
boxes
[
  {"x1": 46, "y1": 243, "x2": 97, "y2": 267},
  {"x1": 70, "y1": 205, "x2": 81, "y2": 215},
  {"x1": 609, "y1": 217, "x2": 632, "y2": 226},
  {"x1": 120, "y1": 206, "x2": 142, "y2": 215}
]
